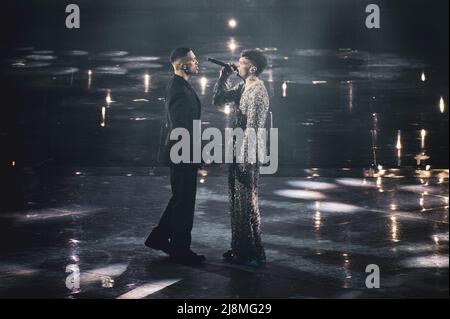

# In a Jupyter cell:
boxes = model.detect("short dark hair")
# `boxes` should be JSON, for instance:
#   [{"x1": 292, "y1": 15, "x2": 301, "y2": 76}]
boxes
[
  {"x1": 169, "y1": 47, "x2": 192, "y2": 63},
  {"x1": 241, "y1": 49, "x2": 268, "y2": 76}
]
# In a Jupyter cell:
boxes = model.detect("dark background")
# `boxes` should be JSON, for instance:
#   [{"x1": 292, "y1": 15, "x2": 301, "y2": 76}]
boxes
[
  {"x1": 0, "y1": 0, "x2": 448, "y2": 178},
  {"x1": 1, "y1": 0, "x2": 448, "y2": 67}
]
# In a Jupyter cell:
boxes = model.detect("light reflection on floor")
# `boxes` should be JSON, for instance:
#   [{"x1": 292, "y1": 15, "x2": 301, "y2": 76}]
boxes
[
  {"x1": 0, "y1": 34, "x2": 448, "y2": 299},
  {"x1": 0, "y1": 170, "x2": 447, "y2": 298},
  {"x1": 2, "y1": 44, "x2": 448, "y2": 169}
]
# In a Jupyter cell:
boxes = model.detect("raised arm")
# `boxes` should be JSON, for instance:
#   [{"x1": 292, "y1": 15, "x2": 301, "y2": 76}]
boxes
[{"x1": 212, "y1": 67, "x2": 244, "y2": 106}]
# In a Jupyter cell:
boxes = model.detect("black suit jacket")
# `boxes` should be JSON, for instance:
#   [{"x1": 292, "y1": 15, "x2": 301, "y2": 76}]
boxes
[{"x1": 159, "y1": 74, "x2": 202, "y2": 166}]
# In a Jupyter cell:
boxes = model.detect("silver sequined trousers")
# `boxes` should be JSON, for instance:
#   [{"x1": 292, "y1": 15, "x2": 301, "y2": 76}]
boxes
[{"x1": 228, "y1": 162, "x2": 266, "y2": 263}]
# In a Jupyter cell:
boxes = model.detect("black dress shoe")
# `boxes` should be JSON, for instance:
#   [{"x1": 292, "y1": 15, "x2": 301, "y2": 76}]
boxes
[
  {"x1": 222, "y1": 250, "x2": 236, "y2": 263},
  {"x1": 188, "y1": 250, "x2": 206, "y2": 263},
  {"x1": 170, "y1": 250, "x2": 206, "y2": 266},
  {"x1": 144, "y1": 237, "x2": 172, "y2": 254}
]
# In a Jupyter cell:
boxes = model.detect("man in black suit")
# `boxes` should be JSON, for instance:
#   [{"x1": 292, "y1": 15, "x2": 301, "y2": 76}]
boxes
[{"x1": 145, "y1": 48, "x2": 205, "y2": 265}]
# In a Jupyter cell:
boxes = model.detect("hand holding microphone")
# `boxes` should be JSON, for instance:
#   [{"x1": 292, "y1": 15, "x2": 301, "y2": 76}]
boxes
[{"x1": 207, "y1": 58, "x2": 238, "y2": 79}]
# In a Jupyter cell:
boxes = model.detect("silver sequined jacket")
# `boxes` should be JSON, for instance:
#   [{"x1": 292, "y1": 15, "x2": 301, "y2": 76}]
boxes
[{"x1": 213, "y1": 78, "x2": 270, "y2": 166}]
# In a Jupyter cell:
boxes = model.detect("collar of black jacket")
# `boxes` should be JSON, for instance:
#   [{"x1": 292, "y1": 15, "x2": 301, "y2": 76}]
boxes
[
  {"x1": 172, "y1": 74, "x2": 200, "y2": 105},
  {"x1": 173, "y1": 74, "x2": 192, "y2": 88}
]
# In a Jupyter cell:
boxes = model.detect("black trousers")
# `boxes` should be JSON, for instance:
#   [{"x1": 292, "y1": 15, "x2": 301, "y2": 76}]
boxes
[{"x1": 149, "y1": 165, "x2": 198, "y2": 254}]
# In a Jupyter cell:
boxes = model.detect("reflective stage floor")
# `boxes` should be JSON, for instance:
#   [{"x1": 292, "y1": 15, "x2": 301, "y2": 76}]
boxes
[
  {"x1": 1, "y1": 16, "x2": 448, "y2": 299},
  {"x1": 0, "y1": 168, "x2": 448, "y2": 298}
]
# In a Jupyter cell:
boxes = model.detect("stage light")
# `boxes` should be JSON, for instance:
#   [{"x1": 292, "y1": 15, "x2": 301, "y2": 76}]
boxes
[
  {"x1": 224, "y1": 104, "x2": 231, "y2": 115},
  {"x1": 228, "y1": 19, "x2": 237, "y2": 29}
]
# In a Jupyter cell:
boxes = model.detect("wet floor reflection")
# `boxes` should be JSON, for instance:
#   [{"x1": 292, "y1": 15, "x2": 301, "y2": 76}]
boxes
[
  {"x1": 396, "y1": 130, "x2": 403, "y2": 167},
  {"x1": 144, "y1": 73, "x2": 150, "y2": 93},
  {"x1": 101, "y1": 106, "x2": 106, "y2": 127},
  {"x1": 371, "y1": 113, "x2": 380, "y2": 168},
  {"x1": 87, "y1": 70, "x2": 92, "y2": 89},
  {"x1": 0, "y1": 41, "x2": 447, "y2": 172},
  {"x1": 421, "y1": 129, "x2": 427, "y2": 150},
  {"x1": 281, "y1": 81, "x2": 287, "y2": 97},
  {"x1": 199, "y1": 77, "x2": 208, "y2": 96},
  {"x1": 390, "y1": 215, "x2": 400, "y2": 243},
  {"x1": 106, "y1": 90, "x2": 113, "y2": 106},
  {"x1": 0, "y1": 30, "x2": 446, "y2": 301},
  {"x1": 0, "y1": 171, "x2": 447, "y2": 298},
  {"x1": 228, "y1": 38, "x2": 238, "y2": 53},
  {"x1": 342, "y1": 253, "x2": 352, "y2": 289}
]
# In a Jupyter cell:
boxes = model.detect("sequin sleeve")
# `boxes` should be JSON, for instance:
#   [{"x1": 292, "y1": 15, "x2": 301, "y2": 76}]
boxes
[
  {"x1": 238, "y1": 82, "x2": 270, "y2": 169},
  {"x1": 212, "y1": 78, "x2": 244, "y2": 106}
]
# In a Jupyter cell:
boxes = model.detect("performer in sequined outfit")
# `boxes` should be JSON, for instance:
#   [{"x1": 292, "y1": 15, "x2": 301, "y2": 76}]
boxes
[{"x1": 213, "y1": 49, "x2": 270, "y2": 267}]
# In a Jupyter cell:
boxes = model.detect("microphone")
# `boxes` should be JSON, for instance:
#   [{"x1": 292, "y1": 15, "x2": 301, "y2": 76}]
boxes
[{"x1": 207, "y1": 58, "x2": 238, "y2": 71}]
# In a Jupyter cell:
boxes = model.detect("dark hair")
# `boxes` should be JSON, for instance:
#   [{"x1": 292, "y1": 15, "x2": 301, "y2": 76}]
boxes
[
  {"x1": 241, "y1": 49, "x2": 268, "y2": 76},
  {"x1": 169, "y1": 47, "x2": 192, "y2": 63}
]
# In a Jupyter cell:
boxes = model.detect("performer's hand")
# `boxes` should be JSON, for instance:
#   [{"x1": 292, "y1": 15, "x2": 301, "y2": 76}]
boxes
[{"x1": 219, "y1": 64, "x2": 234, "y2": 80}]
